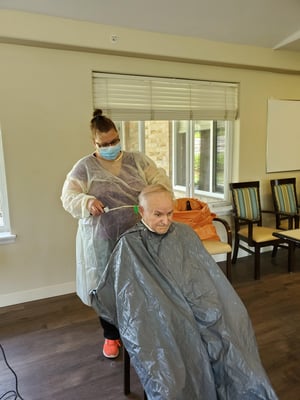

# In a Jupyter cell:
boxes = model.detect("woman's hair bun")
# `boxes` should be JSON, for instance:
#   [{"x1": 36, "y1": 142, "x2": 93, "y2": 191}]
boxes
[
  {"x1": 93, "y1": 109, "x2": 103, "y2": 118},
  {"x1": 90, "y1": 108, "x2": 116, "y2": 133}
]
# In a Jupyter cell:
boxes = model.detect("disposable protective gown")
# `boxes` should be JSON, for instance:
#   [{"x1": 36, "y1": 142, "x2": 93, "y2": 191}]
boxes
[
  {"x1": 92, "y1": 221, "x2": 278, "y2": 400},
  {"x1": 61, "y1": 151, "x2": 170, "y2": 305}
]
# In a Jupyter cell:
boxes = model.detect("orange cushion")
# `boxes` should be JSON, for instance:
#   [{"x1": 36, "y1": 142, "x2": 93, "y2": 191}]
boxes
[{"x1": 173, "y1": 198, "x2": 220, "y2": 241}]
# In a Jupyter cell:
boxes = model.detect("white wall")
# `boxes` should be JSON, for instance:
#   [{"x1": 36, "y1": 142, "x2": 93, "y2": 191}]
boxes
[{"x1": 1, "y1": 10, "x2": 300, "y2": 306}]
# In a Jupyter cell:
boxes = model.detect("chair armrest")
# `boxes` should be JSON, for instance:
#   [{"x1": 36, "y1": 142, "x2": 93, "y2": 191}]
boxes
[
  {"x1": 264, "y1": 208, "x2": 300, "y2": 218},
  {"x1": 234, "y1": 217, "x2": 256, "y2": 243},
  {"x1": 276, "y1": 211, "x2": 300, "y2": 229},
  {"x1": 237, "y1": 216, "x2": 260, "y2": 223},
  {"x1": 213, "y1": 217, "x2": 232, "y2": 247},
  {"x1": 276, "y1": 211, "x2": 300, "y2": 217}
]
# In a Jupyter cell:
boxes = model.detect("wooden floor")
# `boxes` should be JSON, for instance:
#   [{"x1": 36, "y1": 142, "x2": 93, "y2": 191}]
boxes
[{"x1": 1, "y1": 248, "x2": 300, "y2": 400}]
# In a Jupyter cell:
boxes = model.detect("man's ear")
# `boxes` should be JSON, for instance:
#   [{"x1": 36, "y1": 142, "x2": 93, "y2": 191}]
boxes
[{"x1": 138, "y1": 205, "x2": 144, "y2": 217}]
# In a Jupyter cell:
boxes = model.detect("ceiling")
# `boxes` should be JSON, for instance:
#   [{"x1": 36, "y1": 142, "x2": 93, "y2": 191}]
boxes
[{"x1": 1, "y1": 0, "x2": 300, "y2": 51}]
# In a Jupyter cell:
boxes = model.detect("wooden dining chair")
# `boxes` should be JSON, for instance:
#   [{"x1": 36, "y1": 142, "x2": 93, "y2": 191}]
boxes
[
  {"x1": 229, "y1": 181, "x2": 284, "y2": 280},
  {"x1": 172, "y1": 197, "x2": 232, "y2": 282},
  {"x1": 270, "y1": 177, "x2": 300, "y2": 230},
  {"x1": 201, "y1": 217, "x2": 232, "y2": 282}
]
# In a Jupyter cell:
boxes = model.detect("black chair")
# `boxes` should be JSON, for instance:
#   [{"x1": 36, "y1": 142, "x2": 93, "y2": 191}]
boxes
[
  {"x1": 270, "y1": 177, "x2": 300, "y2": 230},
  {"x1": 229, "y1": 181, "x2": 283, "y2": 280},
  {"x1": 124, "y1": 348, "x2": 147, "y2": 399}
]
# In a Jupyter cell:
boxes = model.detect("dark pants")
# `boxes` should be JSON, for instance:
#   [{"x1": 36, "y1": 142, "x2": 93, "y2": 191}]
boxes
[{"x1": 100, "y1": 317, "x2": 120, "y2": 340}]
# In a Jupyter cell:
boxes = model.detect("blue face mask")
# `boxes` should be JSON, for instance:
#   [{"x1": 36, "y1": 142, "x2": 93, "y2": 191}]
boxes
[{"x1": 98, "y1": 143, "x2": 122, "y2": 160}]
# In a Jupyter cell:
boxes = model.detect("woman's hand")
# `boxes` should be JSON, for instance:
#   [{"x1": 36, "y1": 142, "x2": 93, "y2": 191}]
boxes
[{"x1": 87, "y1": 198, "x2": 105, "y2": 216}]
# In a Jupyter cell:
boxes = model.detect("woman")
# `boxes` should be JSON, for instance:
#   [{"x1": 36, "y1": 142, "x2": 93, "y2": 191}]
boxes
[{"x1": 61, "y1": 109, "x2": 171, "y2": 359}]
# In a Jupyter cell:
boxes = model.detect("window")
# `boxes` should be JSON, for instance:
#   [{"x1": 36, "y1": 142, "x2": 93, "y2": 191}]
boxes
[
  {"x1": 173, "y1": 120, "x2": 233, "y2": 199},
  {"x1": 93, "y1": 72, "x2": 238, "y2": 202},
  {"x1": 0, "y1": 127, "x2": 15, "y2": 242},
  {"x1": 114, "y1": 119, "x2": 232, "y2": 201}
]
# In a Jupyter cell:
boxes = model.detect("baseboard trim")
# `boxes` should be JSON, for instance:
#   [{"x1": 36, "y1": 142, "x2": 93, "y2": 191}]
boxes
[{"x1": 0, "y1": 281, "x2": 76, "y2": 307}]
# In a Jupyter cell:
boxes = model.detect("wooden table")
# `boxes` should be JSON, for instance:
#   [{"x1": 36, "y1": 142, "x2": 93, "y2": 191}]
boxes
[{"x1": 273, "y1": 228, "x2": 300, "y2": 272}]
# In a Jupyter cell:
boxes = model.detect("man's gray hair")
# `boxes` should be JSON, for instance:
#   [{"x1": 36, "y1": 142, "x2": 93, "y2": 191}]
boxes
[{"x1": 138, "y1": 184, "x2": 173, "y2": 207}]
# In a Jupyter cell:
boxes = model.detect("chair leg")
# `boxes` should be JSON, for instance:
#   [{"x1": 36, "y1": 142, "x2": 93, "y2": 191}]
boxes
[
  {"x1": 287, "y1": 242, "x2": 296, "y2": 273},
  {"x1": 271, "y1": 244, "x2": 278, "y2": 258},
  {"x1": 226, "y1": 252, "x2": 232, "y2": 283},
  {"x1": 232, "y1": 237, "x2": 239, "y2": 264},
  {"x1": 254, "y1": 246, "x2": 260, "y2": 280},
  {"x1": 124, "y1": 348, "x2": 130, "y2": 395},
  {"x1": 124, "y1": 347, "x2": 148, "y2": 399}
]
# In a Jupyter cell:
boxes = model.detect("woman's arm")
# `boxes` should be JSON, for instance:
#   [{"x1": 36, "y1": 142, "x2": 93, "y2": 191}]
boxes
[{"x1": 61, "y1": 176, "x2": 95, "y2": 219}]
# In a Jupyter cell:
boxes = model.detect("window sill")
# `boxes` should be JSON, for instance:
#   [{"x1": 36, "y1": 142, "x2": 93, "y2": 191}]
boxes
[
  {"x1": 0, "y1": 232, "x2": 17, "y2": 244},
  {"x1": 209, "y1": 202, "x2": 232, "y2": 216}
]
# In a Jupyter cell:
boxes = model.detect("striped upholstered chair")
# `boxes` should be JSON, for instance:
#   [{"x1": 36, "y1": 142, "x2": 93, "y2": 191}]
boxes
[
  {"x1": 270, "y1": 177, "x2": 300, "y2": 230},
  {"x1": 230, "y1": 181, "x2": 283, "y2": 280}
]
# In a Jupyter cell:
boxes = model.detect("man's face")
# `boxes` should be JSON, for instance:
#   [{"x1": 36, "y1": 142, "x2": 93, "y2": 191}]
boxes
[{"x1": 139, "y1": 192, "x2": 174, "y2": 234}]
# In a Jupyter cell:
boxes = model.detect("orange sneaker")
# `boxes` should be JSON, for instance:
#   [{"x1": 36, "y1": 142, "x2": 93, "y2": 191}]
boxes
[{"x1": 103, "y1": 339, "x2": 121, "y2": 359}]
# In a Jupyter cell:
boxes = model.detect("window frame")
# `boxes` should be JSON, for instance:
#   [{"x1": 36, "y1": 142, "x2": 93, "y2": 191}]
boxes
[
  {"x1": 116, "y1": 119, "x2": 233, "y2": 203},
  {"x1": 172, "y1": 120, "x2": 233, "y2": 201},
  {"x1": 0, "y1": 128, "x2": 15, "y2": 243}
]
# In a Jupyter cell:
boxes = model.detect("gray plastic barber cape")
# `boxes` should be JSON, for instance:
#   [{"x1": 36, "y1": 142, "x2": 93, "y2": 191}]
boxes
[{"x1": 92, "y1": 221, "x2": 278, "y2": 400}]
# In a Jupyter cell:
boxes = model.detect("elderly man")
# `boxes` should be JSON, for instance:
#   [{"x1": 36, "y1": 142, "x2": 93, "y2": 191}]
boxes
[{"x1": 92, "y1": 184, "x2": 277, "y2": 400}]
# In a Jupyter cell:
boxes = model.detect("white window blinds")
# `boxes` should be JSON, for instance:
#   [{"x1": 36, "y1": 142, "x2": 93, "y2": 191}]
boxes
[{"x1": 92, "y1": 72, "x2": 239, "y2": 121}]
